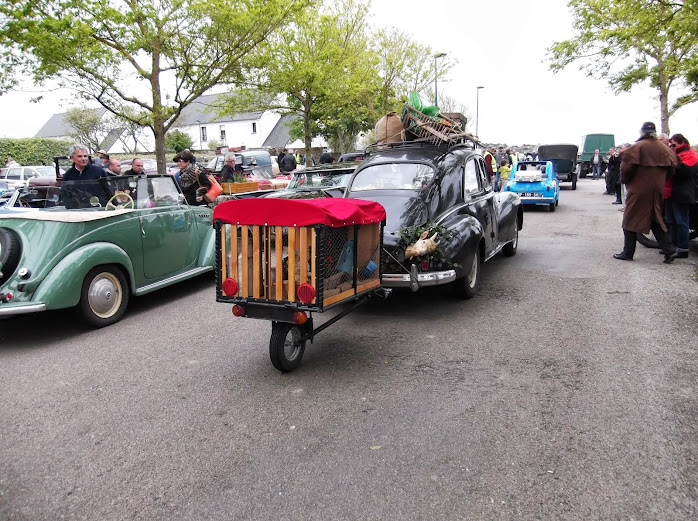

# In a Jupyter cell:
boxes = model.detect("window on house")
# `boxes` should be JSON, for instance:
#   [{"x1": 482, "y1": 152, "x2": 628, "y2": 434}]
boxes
[
  {"x1": 252, "y1": 122, "x2": 257, "y2": 134},
  {"x1": 220, "y1": 126, "x2": 226, "y2": 142},
  {"x1": 200, "y1": 126, "x2": 207, "y2": 142}
]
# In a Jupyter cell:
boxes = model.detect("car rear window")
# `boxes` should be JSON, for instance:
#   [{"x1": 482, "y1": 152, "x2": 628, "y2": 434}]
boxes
[{"x1": 350, "y1": 163, "x2": 435, "y2": 191}]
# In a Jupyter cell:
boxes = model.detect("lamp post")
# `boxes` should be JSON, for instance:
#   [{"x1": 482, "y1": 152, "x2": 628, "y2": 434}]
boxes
[
  {"x1": 475, "y1": 86, "x2": 484, "y2": 137},
  {"x1": 433, "y1": 52, "x2": 447, "y2": 107},
  {"x1": 195, "y1": 119, "x2": 201, "y2": 151}
]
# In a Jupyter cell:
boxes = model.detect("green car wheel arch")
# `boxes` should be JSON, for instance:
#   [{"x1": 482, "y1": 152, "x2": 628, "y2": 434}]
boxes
[{"x1": 31, "y1": 243, "x2": 136, "y2": 311}]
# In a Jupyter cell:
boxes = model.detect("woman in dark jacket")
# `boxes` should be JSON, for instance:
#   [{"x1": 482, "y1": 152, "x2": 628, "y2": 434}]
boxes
[
  {"x1": 174, "y1": 150, "x2": 210, "y2": 205},
  {"x1": 666, "y1": 134, "x2": 698, "y2": 258}
]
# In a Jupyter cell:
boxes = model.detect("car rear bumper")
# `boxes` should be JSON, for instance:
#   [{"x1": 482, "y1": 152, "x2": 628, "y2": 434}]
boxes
[
  {"x1": 382, "y1": 269, "x2": 456, "y2": 288},
  {"x1": 519, "y1": 196, "x2": 556, "y2": 204},
  {"x1": 0, "y1": 302, "x2": 46, "y2": 317}
]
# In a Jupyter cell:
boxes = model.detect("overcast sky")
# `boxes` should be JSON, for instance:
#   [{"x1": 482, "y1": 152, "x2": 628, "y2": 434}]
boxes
[{"x1": 0, "y1": 0, "x2": 695, "y2": 148}]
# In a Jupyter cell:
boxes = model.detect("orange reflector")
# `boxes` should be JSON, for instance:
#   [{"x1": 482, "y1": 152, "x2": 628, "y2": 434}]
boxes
[
  {"x1": 232, "y1": 304, "x2": 246, "y2": 317},
  {"x1": 222, "y1": 277, "x2": 239, "y2": 296},
  {"x1": 292, "y1": 311, "x2": 308, "y2": 325},
  {"x1": 297, "y1": 283, "x2": 315, "y2": 303}
]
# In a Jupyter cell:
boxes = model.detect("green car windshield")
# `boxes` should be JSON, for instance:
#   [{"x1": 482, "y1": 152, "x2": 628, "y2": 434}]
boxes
[
  {"x1": 10, "y1": 176, "x2": 184, "y2": 210},
  {"x1": 287, "y1": 170, "x2": 354, "y2": 190}
]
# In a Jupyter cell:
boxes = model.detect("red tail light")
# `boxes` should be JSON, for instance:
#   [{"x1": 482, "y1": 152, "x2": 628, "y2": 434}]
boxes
[
  {"x1": 232, "y1": 304, "x2": 246, "y2": 317},
  {"x1": 297, "y1": 283, "x2": 315, "y2": 303},
  {"x1": 222, "y1": 278, "x2": 238, "y2": 296},
  {"x1": 293, "y1": 311, "x2": 308, "y2": 325},
  {"x1": 421, "y1": 260, "x2": 429, "y2": 270}
]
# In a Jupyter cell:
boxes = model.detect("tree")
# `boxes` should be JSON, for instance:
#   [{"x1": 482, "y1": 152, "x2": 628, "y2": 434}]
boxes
[
  {"x1": 372, "y1": 28, "x2": 457, "y2": 118},
  {"x1": 547, "y1": 0, "x2": 698, "y2": 133},
  {"x1": 0, "y1": 0, "x2": 311, "y2": 173},
  {"x1": 63, "y1": 107, "x2": 106, "y2": 153},
  {"x1": 165, "y1": 129, "x2": 193, "y2": 153},
  {"x1": 225, "y1": 0, "x2": 379, "y2": 160}
]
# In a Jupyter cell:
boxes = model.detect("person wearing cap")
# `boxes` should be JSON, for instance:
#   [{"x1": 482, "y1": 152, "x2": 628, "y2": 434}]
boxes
[
  {"x1": 173, "y1": 149, "x2": 210, "y2": 205},
  {"x1": 614, "y1": 121, "x2": 678, "y2": 263},
  {"x1": 94, "y1": 149, "x2": 109, "y2": 168}
]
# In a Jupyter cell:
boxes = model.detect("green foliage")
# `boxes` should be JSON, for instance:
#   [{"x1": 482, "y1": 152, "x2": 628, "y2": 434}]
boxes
[
  {"x1": 64, "y1": 108, "x2": 105, "y2": 153},
  {"x1": 0, "y1": 138, "x2": 74, "y2": 166},
  {"x1": 547, "y1": 0, "x2": 698, "y2": 131},
  {"x1": 165, "y1": 130, "x2": 194, "y2": 153},
  {"x1": 0, "y1": 0, "x2": 312, "y2": 172}
]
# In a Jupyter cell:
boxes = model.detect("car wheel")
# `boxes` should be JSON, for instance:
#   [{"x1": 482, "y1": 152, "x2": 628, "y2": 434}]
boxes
[
  {"x1": 0, "y1": 228, "x2": 21, "y2": 286},
  {"x1": 503, "y1": 225, "x2": 518, "y2": 257},
  {"x1": 79, "y1": 265, "x2": 129, "y2": 327},
  {"x1": 452, "y1": 252, "x2": 481, "y2": 299},
  {"x1": 269, "y1": 322, "x2": 306, "y2": 372},
  {"x1": 637, "y1": 231, "x2": 660, "y2": 249},
  {"x1": 549, "y1": 202, "x2": 556, "y2": 212}
]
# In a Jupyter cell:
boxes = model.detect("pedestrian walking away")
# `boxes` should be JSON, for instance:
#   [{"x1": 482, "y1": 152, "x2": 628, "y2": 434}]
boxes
[{"x1": 614, "y1": 122, "x2": 678, "y2": 263}]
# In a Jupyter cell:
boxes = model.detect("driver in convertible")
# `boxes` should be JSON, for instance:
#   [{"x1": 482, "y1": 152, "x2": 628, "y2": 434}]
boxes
[{"x1": 61, "y1": 143, "x2": 109, "y2": 208}]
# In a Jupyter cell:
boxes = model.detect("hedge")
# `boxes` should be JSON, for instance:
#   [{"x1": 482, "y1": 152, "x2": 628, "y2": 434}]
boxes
[{"x1": 0, "y1": 138, "x2": 74, "y2": 167}]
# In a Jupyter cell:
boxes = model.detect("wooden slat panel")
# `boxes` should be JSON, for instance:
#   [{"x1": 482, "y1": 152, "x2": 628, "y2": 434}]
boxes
[
  {"x1": 252, "y1": 225, "x2": 261, "y2": 298},
  {"x1": 287, "y1": 227, "x2": 296, "y2": 301},
  {"x1": 220, "y1": 226, "x2": 227, "y2": 287},
  {"x1": 240, "y1": 225, "x2": 249, "y2": 296},
  {"x1": 265, "y1": 226, "x2": 271, "y2": 299},
  {"x1": 356, "y1": 279, "x2": 380, "y2": 293},
  {"x1": 323, "y1": 287, "x2": 356, "y2": 307},
  {"x1": 299, "y1": 226, "x2": 308, "y2": 285},
  {"x1": 310, "y1": 228, "x2": 317, "y2": 303},
  {"x1": 275, "y1": 227, "x2": 283, "y2": 301},
  {"x1": 230, "y1": 225, "x2": 238, "y2": 296}
]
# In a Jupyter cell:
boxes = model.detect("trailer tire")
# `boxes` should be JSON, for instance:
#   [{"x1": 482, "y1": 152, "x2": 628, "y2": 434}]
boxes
[{"x1": 269, "y1": 322, "x2": 306, "y2": 372}]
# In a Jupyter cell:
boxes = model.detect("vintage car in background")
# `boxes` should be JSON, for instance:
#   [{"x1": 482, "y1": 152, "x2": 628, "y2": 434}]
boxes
[
  {"x1": 504, "y1": 160, "x2": 560, "y2": 211},
  {"x1": 338, "y1": 151, "x2": 366, "y2": 162},
  {"x1": 344, "y1": 140, "x2": 523, "y2": 298},
  {"x1": 538, "y1": 144, "x2": 578, "y2": 190},
  {"x1": 263, "y1": 162, "x2": 358, "y2": 200},
  {"x1": 1, "y1": 165, "x2": 57, "y2": 189},
  {"x1": 0, "y1": 174, "x2": 216, "y2": 326}
]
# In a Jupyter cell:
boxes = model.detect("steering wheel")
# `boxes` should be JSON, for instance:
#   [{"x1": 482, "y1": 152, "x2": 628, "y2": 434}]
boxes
[{"x1": 106, "y1": 192, "x2": 134, "y2": 210}]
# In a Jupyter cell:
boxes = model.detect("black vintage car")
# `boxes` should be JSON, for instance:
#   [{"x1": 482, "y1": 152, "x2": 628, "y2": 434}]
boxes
[
  {"x1": 344, "y1": 140, "x2": 523, "y2": 298},
  {"x1": 538, "y1": 144, "x2": 579, "y2": 190}
]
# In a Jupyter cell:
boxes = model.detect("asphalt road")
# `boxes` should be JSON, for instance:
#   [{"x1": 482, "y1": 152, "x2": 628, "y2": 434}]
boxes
[{"x1": 2, "y1": 177, "x2": 697, "y2": 520}]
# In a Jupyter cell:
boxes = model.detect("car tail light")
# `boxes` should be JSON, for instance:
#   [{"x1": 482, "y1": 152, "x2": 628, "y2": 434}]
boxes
[
  {"x1": 292, "y1": 311, "x2": 308, "y2": 325},
  {"x1": 421, "y1": 260, "x2": 429, "y2": 271},
  {"x1": 0, "y1": 292, "x2": 12, "y2": 303},
  {"x1": 232, "y1": 304, "x2": 246, "y2": 317},
  {"x1": 222, "y1": 277, "x2": 238, "y2": 296},
  {"x1": 297, "y1": 283, "x2": 315, "y2": 303}
]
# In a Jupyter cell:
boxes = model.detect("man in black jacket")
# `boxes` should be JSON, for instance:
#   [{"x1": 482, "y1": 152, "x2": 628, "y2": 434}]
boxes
[{"x1": 279, "y1": 149, "x2": 297, "y2": 173}]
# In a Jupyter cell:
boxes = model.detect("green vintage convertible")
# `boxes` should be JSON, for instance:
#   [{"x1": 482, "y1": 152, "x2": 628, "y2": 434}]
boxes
[{"x1": 0, "y1": 175, "x2": 215, "y2": 327}]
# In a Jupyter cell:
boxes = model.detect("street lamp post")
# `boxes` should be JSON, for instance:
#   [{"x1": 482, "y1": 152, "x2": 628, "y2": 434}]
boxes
[
  {"x1": 196, "y1": 119, "x2": 201, "y2": 151},
  {"x1": 433, "y1": 52, "x2": 447, "y2": 107},
  {"x1": 476, "y1": 86, "x2": 484, "y2": 137}
]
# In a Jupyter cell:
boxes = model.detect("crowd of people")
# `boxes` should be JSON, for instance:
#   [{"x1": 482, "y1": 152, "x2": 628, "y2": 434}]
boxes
[{"x1": 612, "y1": 122, "x2": 697, "y2": 262}]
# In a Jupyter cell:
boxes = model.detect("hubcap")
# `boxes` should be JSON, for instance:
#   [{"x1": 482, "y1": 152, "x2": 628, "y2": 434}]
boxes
[
  {"x1": 88, "y1": 272, "x2": 122, "y2": 318},
  {"x1": 284, "y1": 327, "x2": 302, "y2": 361}
]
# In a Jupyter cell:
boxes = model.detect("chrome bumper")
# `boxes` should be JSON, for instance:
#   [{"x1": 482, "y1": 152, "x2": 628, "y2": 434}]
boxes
[
  {"x1": 0, "y1": 303, "x2": 47, "y2": 317},
  {"x1": 382, "y1": 268, "x2": 456, "y2": 291}
]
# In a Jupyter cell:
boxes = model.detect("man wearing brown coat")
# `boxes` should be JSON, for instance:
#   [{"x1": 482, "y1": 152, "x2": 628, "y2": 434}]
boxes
[{"x1": 614, "y1": 121, "x2": 678, "y2": 263}]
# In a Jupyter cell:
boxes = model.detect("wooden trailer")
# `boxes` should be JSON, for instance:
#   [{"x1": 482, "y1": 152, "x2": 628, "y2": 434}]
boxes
[{"x1": 212, "y1": 198, "x2": 387, "y2": 371}]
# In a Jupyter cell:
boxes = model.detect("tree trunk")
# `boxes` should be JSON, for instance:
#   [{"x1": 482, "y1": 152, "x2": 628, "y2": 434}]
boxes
[
  {"x1": 303, "y1": 105, "x2": 312, "y2": 166},
  {"x1": 658, "y1": 67, "x2": 670, "y2": 135}
]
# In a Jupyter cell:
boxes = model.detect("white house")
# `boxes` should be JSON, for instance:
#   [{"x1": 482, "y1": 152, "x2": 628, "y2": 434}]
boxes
[
  {"x1": 35, "y1": 92, "x2": 326, "y2": 154},
  {"x1": 171, "y1": 92, "x2": 326, "y2": 151}
]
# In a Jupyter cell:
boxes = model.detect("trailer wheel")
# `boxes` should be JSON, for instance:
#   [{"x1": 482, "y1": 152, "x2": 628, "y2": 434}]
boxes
[{"x1": 269, "y1": 322, "x2": 306, "y2": 372}]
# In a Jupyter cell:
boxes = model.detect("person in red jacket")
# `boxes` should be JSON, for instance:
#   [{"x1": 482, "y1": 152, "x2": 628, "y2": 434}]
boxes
[{"x1": 666, "y1": 133, "x2": 698, "y2": 258}]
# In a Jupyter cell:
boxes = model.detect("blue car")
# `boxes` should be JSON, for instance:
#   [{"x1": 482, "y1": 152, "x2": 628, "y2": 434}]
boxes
[{"x1": 504, "y1": 161, "x2": 560, "y2": 212}]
